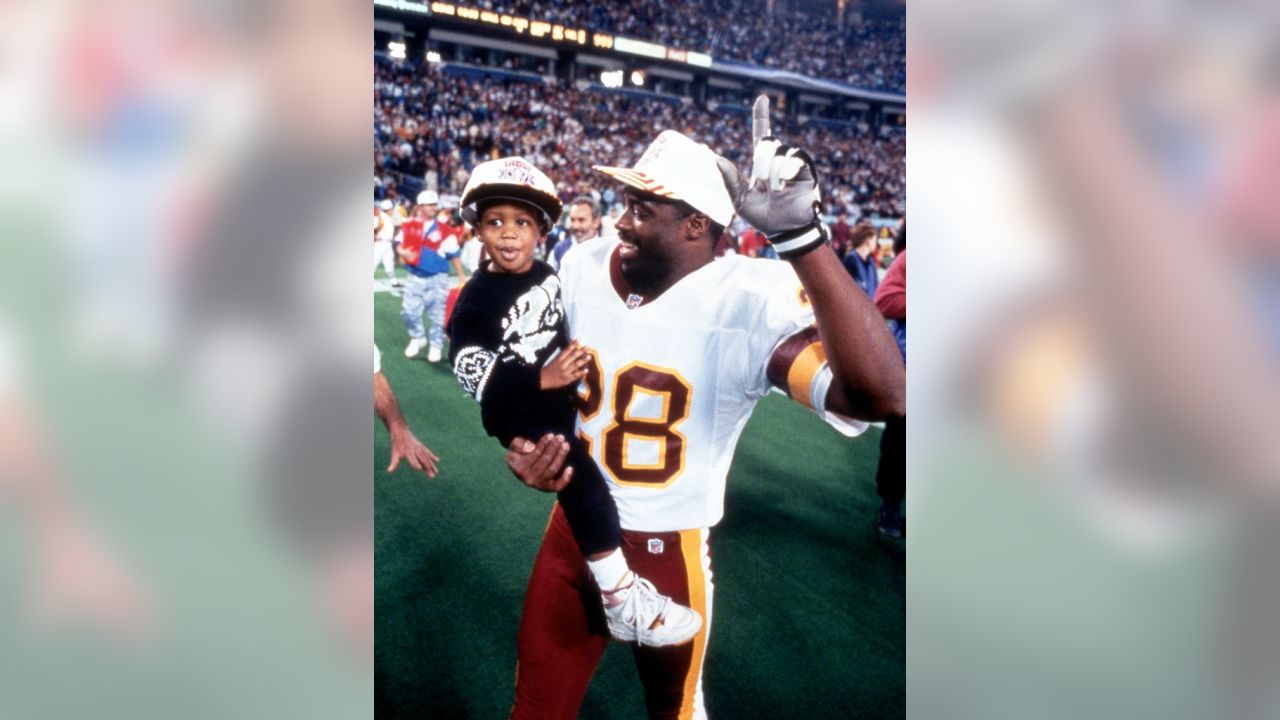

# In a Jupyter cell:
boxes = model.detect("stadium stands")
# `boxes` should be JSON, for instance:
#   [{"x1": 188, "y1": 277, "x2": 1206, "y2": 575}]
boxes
[
  {"x1": 374, "y1": 57, "x2": 904, "y2": 220},
  {"x1": 469, "y1": 0, "x2": 905, "y2": 93}
]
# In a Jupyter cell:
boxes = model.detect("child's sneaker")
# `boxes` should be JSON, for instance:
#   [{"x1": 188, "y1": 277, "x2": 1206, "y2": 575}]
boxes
[{"x1": 602, "y1": 575, "x2": 702, "y2": 647}]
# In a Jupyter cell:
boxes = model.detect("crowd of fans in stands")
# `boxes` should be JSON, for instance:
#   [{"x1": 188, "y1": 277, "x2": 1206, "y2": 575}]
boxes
[
  {"x1": 375, "y1": 58, "x2": 904, "y2": 220},
  {"x1": 468, "y1": 0, "x2": 905, "y2": 93}
]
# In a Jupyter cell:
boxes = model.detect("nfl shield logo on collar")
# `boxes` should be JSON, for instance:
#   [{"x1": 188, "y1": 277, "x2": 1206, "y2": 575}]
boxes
[
  {"x1": 626, "y1": 293, "x2": 644, "y2": 309},
  {"x1": 647, "y1": 538, "x2": 664, "y2": 555}
]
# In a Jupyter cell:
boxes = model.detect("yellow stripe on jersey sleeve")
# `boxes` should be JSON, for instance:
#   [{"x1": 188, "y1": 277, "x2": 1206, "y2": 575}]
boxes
[
  {"x1": 766, "y1": 326, "x2": 827, "y2": 409},
  {"x1": 786, "y1": 342, "x2": 827, "y2": 410}
]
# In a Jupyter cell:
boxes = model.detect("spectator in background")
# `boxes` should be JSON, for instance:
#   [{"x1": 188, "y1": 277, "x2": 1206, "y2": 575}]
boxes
[
  {"x1": 538, "y1": 219, "x2": 563, "y2": 262},
  {"x1": 872, "y1": 224, "x2": 905, "y2": 538},
  {"x1": 372, "y1": 57, "x2": 904, "y2": 226},
  {"x1": 458, "y1": 226, "x2": 482, "y2": 275},
  {"x1": 830, "y1": 211, "x2": 852, "y2": 258},
  {"x1": 473, "y1": 0, "x2": 906, "y2": 93},
  {"x1": 374, "y1": 199, "x2": 400, "y2": 286},
  {"x1": 738, "y1": 224, "x2": 766, "y2": 258},
  {"x1": 714, "y1": 229, "x2": 738, "y2": 257},
  {"x1": 877, "y1": 232, "x2": 896, "y2": 270},
  {"x1": 423, "y1": 156, "x2": 439, "y2": 193},
  {"x1": 842, "y1": 221, "x2": 880, "y2": 298},
  {"x1": 548, "y1": 196, "x2": 601, "y2": 270}
]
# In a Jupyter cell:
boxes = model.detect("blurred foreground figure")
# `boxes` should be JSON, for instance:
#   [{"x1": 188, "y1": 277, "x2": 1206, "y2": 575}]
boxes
[
  {"x1": 1, "y1": 0, "x2": 370, "y2": 716},
  {"x1": 174, "y1": 0, "x2": 373, "y2": 662},
  {"x1": 910, "y1": 1, "x2": 1280, "y2": 718},
  {"x1": 0, "y1": 324, "x2": 152, "y2": 643}
]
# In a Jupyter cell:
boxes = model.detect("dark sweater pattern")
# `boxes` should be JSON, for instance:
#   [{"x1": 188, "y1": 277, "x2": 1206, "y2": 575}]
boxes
[{"x1": 447, "y1": 260, "x2": 575, "y2": 446}]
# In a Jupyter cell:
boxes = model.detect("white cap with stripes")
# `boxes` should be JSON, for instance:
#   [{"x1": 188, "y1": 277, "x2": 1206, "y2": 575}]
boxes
[{"x1": 594, "y1": 131, "x2": 736, "y2": 226}]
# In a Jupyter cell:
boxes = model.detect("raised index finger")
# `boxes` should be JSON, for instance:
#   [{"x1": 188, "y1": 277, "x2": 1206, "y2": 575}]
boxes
[{"x1": 752, "y1": 94, "x2": 771, "y2": 146}]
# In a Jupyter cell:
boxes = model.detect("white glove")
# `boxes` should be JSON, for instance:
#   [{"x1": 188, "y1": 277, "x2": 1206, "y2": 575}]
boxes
[{"x1": 716, "y1": 96, "x2": 829, "y2": 260}]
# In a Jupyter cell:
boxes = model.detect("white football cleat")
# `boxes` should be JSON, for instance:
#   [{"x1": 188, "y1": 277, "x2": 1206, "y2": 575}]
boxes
[
  {"x1": 404, "y1": 338, "x2": 426, "y2": 358},
  {"x1": 603, "y1": 575, "x2": 702, "y2": 647},
  {"x1": 426, "y1": 344, "x2": 443, "y2": 363}
]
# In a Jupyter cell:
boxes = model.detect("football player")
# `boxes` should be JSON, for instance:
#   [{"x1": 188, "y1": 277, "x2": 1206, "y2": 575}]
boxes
[{"x1": 504, "y1": 103, "x2": 905, "y2": 718}]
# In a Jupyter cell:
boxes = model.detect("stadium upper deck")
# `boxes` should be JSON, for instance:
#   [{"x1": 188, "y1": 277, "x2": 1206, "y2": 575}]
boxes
[{"x1": 375, "y1": 0, "x2": 905, "y2": 96}]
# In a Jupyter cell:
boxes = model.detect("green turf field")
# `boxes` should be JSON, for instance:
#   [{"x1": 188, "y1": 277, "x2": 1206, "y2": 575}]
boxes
[{"x1": 374, "y1": 286, "x2": 904, "y2": 719}]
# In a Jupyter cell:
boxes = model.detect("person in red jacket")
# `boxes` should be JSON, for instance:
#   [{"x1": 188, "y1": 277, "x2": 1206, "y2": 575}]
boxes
[
  {"x1": 397, "y1": 191, "x2": 467, "y2": 362},
  {"x1": 877, "y1": 248, "x2": 906, "y2": 323}
]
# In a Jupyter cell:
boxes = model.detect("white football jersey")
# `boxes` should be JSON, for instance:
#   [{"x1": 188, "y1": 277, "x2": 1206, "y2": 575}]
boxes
[{"x1": 559, "y1": 237, "x2": 866, "y2": 532}]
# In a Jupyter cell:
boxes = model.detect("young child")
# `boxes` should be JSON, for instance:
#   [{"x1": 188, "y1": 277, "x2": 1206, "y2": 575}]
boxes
[{"x1": 446, "y1": 157, "x2": 702, "y2": 647}]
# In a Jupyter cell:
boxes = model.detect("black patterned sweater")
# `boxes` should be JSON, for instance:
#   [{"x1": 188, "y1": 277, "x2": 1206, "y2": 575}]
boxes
[{"x1": 446, "y1": 260, "x2": 577, "y2": 447}]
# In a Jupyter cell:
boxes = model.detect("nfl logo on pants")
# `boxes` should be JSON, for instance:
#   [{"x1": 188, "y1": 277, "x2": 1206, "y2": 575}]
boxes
[{"x1": 647, "y1": 538, "x2": 664, "y2": 555}]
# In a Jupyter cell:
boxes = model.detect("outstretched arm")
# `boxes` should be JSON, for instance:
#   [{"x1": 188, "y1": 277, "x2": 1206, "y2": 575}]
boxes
[
  {"x1": 720, "y1": 96, "x2": 905, "y2": 421},
  {"x1": 789, "y1": 244, "x2": 905, "y2": 420},
  {"x1": 374, "y1": 371, "x2": 439, "y2": 477}
]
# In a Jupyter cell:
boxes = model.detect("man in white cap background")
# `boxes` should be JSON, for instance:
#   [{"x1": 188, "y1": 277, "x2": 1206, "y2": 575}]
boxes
[
  {"x1": 503, "y1": 108, "x2": 906, "y2": 718},
  {"x1": 396, "y1": 189, "x2": 466, "y2": 362}
]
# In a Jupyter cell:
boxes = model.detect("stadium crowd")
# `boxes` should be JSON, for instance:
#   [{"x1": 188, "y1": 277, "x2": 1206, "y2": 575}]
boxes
[
  {"x1": 374, "y1": 58, "x2": 904, "y2": 222},
  {"x1": 467, "y1": 0, "x2": 905, "y2": 93}
]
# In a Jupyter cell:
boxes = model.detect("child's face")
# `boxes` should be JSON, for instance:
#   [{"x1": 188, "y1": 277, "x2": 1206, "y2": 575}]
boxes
[{"x1": 478, "y1": 203, "x2": 543, "y2": 274}]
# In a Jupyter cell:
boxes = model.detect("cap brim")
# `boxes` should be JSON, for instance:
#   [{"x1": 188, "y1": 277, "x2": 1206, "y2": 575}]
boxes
[
  {"x1": 594, "y1": 165, "x2": 737, "y2": 226},
  {"x1": 462, "y1": 182, "x2": 562, "y2": 220},
  {"x1": 592, "y1": 166, "x2": 677, "y2": 199},
  {"x1": 461, "y1": 193, "x2": 558, "y2": 231}
]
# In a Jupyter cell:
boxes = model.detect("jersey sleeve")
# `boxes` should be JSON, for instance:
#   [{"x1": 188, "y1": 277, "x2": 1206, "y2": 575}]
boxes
[
  {"x1": 743, "y1": 259, "x2": 868, "y2": 437},
  {"x1": 765, "y1": 327, "x2": 868, "y2": 437},
  {"x1": 741, "y1": 259, "x2": 818, "y2": 400}
]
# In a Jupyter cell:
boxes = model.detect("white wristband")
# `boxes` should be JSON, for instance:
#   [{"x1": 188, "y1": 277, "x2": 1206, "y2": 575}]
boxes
[{"x1": 770, "y1": 226, "x2": 824, "y2": 255}]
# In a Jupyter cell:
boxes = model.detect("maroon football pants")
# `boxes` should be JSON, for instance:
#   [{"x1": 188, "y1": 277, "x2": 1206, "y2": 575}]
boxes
[{"x1": 511, "y1": 504, "x2": 713, "y2": 719}]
